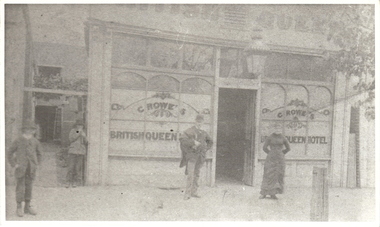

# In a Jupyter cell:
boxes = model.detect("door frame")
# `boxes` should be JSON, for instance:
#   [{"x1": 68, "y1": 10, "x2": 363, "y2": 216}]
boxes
[{"x1": 212, "y1": 77, "x2": 261, "y2": 186}]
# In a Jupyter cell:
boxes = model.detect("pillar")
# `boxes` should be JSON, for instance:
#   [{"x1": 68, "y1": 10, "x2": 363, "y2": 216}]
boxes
[
  {"x1": 86, "y1": 22, "x2": 112, "y2": 185},
  {"x1": 331, "y1": 72, "x2": 351, "y2": 187}
]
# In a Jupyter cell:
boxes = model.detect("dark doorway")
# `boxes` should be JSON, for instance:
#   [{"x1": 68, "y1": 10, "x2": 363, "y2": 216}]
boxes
[
  {"x1": 216, "y1": 88, "x2": 256, "y2": 185},
  {"x1": 35, "y1": 105, "x2": 58, "y2": 143}
]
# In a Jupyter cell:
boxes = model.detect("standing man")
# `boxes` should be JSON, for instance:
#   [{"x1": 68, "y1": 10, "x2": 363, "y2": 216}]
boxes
[
  {"x1": 179, "y1": 114, "x2": 213, "y2": 200},
  {"x1": 7, "y1": 120, "x2": 43, "y2": 217},
  {"x1": 66, "y1": 119, "x2": 87, "y2": 188}
]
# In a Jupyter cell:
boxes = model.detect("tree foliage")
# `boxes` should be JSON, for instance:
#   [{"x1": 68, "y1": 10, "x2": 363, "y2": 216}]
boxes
[{"x1": 326, "y1": 4, "x2": 375, "y2": 120}]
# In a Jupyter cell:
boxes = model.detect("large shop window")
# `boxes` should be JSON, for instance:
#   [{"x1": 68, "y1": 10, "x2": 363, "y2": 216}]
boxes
[
  {"x1": 260, "y1": 83, "x2": 332, "y2": 158},
  {"x1": 264, "y1": 53, "x2": 332, "y2": 82},
  {"x1": 112, "y1": 33, "x2": 215, "y2": 75},
  {"x1": 220, "y1": 48, "x2": 257, "y2": 79},
  {"x1": 109, "y1": 72, "x2": 213, "y2": 157}
]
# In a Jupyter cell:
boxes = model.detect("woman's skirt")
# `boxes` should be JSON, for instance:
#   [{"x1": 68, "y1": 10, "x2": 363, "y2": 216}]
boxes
[{"x1": 260, "y1": 151, "x2": 285, "y2": 196}]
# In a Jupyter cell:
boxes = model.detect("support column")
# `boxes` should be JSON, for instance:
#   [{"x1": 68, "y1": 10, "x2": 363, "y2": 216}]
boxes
[
  {"x1": 331, "y1": 72, "x2": 350, "y2": 187},
  {"x1": 86, "y1": 23, "x2": 111, "y2": 185},
  {"x1": 210, "y1": 48, "x2": 220, "y2": 187}
]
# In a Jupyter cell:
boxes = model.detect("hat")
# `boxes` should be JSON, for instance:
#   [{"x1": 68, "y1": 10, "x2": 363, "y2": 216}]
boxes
[
  {"x1": 195, "y1": 114, "x2": 204, "y2": 122},
  {"x1": 22, "y1": 121, "x2": 37, "y2": 130},
  {"x1": 74, "y1": 119, "x2": 85, "y2": 126}
]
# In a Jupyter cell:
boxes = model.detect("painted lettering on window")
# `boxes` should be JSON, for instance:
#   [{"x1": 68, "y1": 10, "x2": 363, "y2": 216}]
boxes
[
  {"x1": 261, "y1": 135, "x2": 328, "y2": 144},
  {"x1": 110, "y1": 130, "x2": 179, "y2": 141}
]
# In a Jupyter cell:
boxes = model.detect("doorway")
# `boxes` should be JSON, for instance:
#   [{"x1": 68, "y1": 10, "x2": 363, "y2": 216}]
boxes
[
  {"x1": 216, "y1": 88, "x2": 256, "y2": 185},
  {"x1": 35, "y1": 105, "x2": 60, "y2": 143}
]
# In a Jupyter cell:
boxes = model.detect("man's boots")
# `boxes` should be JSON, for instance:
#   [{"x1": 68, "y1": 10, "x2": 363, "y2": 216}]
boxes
[
  {"x1": 24, "y1": 201, "x2": 37, "y2": 215},
  {"x1": 16, "y1": 202, "x2": 23, "y2": 217}
]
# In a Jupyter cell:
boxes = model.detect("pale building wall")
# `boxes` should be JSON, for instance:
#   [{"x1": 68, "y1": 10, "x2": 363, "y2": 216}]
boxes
[
  {"x1": 26, "y1": 4, "x2": 338, "y2": 51},
  {"x1": 5, "y1": 5, "x2": 27, "y2": 185},
  {"x1": 33, "y1": 42, "x2": 88, "y2": 80},
  {"x1": 362, "y1": 112, "x2": 375, "y2": 188},
  {"x1": 5, "y1": 5, "x2": 27, "y2": 146}
]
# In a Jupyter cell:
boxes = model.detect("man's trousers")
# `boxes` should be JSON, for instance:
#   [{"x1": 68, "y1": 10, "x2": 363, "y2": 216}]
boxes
[
  {"x1": 16, "y1": 163, "x2": 34, "y2": 203},
  {"x1": 185, "y1": 155, "x2": 204, "y2": 197}
]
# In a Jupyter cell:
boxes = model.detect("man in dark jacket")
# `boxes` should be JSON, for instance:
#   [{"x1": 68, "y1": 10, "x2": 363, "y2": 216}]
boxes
[
  {"x1": 179, "y1": 114, "x2": 213, "y2": 200},
  {"x1": 7, "y1": 120, "x2": 43, "y2": 217}
]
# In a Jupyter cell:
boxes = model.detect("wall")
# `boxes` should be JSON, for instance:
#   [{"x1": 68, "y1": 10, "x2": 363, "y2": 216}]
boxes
[
  {"x1": 26, "y1": 4, "x2": 340, "y2": 51},
  {"x1": 360, "y1": 108, "x2": 375, "y2": 188},
  {"x1": 28, "y1": 4, "x2": 88, "y2": 47},
  {"x1": 33, "y1": 42, "x2": 88, "y2": 80},
  {"x1": 5, "y1": 5, "x2": 26, "y2": 145},
  {"x1": 5, "y1": 5, "x2": 27, "y2": 185},
  {"x1": 90, "y1": 5, "x2": 338, "y2": 51}
]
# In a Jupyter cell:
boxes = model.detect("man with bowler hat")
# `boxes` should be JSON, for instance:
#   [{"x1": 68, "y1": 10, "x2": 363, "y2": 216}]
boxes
[
  {"x1": 66, "y1": 119, "x2": 87, "y2": 188},
  {"x1": 179, "y1": 114, "x2": 213, "y2": 200},
  {"x1": 7, "y1": 120, "x2": 43, "y2": 217}
]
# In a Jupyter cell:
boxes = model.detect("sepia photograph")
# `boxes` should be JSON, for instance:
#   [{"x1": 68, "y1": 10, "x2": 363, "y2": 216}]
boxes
[{"x1": 2, "y1": 1, "x2": 378, "y2": 223}]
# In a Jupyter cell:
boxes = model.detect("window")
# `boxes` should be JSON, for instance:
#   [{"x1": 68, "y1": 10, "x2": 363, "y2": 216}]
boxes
[
  {"x1": 112, "y1": 33, "x2": 148, "y2": 66},
  {"x1": 109, "y1": 72, "x2": 213, "y2": 157},
  {"x1": 260, "y1": 83, "x2": 333, "y2": 158},
  {"x1": 264, "y1": 53, "x2": 332, "y2": 82},
  {"x1": 34, "y1": 65, "x2": 63, "y2": 91},
  {"x1": 220, "y1": 48, "x2": 244, "y2": 78}
]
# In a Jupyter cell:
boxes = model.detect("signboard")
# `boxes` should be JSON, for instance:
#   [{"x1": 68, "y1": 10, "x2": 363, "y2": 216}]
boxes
[
  {"x1": 260, "y1": 83, "x2": 332, "y2": 157},
  {"x1": 109, "y1": 90, "x2": 212, "y2": 156}
]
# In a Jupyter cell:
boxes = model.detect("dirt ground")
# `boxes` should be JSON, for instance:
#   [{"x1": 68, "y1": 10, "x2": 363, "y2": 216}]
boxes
[{"x1": 4, "y1": 143, "x2": 377, "y2": 222}]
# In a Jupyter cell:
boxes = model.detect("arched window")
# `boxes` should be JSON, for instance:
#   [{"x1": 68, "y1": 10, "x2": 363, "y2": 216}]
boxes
[
  {"x1": 181, "y1": 78, "x2": 212, "y2": 94},
  {"x1": 147, "y1": 75, "x2": 180, "y2": 92},
  {"x1": 111, "y1": 72, "x2": 146, "y2": 90}
]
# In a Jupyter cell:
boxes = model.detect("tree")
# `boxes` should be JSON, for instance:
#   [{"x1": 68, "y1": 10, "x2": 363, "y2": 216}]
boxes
[{"x1": 326, "y1": 4, "x2": 375, "y2": 120}]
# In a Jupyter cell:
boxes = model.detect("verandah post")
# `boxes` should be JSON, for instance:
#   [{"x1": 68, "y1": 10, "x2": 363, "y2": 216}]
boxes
[{"x1": 310, "y1": 167, "x2": 329, "y2": 221}]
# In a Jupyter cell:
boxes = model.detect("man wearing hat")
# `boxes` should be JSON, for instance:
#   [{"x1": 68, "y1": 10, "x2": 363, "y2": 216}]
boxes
[
  {"x1": 7, "y1": 120, "x2": 43, "y2": 217},
  {"x1": 66, "y1": 119, "x2": 87, "y2": 188},
  {"x1": 179, "y1": 114, "x2": 213, "y2": 200}
]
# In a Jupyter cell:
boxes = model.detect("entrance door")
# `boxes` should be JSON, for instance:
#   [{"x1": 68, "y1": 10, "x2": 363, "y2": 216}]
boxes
[
  {"x1": 216, "y1": 88, "x2": 256, "y2": 185},
  {"x1": 35, "y1": 105, "x2": 58, "y2": 142}
]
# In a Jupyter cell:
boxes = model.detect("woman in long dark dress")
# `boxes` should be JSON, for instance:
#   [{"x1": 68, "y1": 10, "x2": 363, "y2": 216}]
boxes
[{"x1": 260, "y1": 123, "x2": 290, "y2": 199}]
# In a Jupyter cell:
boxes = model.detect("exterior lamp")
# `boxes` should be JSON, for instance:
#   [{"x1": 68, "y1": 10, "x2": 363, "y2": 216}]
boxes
[{"x1": 242, "y1": 35, "x2": 270, "y2": 79}]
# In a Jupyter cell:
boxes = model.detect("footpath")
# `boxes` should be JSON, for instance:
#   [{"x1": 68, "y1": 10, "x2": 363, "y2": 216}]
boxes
[
  {"x1": 5, "y1": 182, "x2": 376, "y2": 221},
  {"x1": 4, "y1": 143, "x2": 377, "y2": 222}
]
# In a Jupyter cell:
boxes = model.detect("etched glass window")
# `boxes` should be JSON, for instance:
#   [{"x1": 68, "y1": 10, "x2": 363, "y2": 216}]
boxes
[
  {"x1": 220, "y1": 48, "x2": 244, "y2": 78},
  {"x1": 183, "y1": 43, "x2": 214, "y2": 73},
  {"x1": 150, "y1": 39, "x2": 181, "y2": 69},
  {"x1": 147, "y1": 75, "x2": 180, "y2": 92},
  {"x1": 287, "y1": 55, "x2": 312, "y2": 80},
  {"x1": 112, "y1": 33, "x2": 147, "y2": 66},
  {"x1": 310, "y1": 57, "x2": 333, "y2": 82},
  {"x1": 261, "y1": 83, "x2": 286, "y2": 120},
  {"x1": 181, "y1": 78, "x2": 212, "y2": 94},
  {"x1": 264, "y1": 53, "x2": 288, "y2": 79},
  {"x1": 111, "y1": 72, "x2": 146, "y2": 90}
]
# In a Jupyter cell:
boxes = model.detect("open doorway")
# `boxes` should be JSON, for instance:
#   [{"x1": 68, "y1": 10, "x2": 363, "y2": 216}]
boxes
[
  {"x1": 35, "y1": 105, "x2": 61, "y2": 143},
  {"x1": 216, "y1": 88, "x2": 256, "y2": 185}
]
